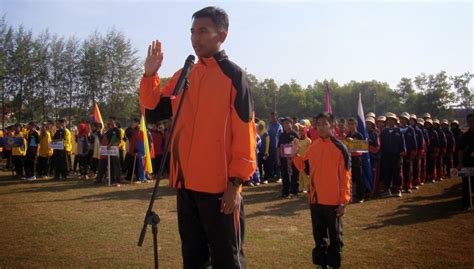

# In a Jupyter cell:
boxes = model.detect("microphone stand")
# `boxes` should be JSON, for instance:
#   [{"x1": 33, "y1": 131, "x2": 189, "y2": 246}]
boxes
[{"x1": 137, "y1": 79, "x2": 190, "y2": 269}]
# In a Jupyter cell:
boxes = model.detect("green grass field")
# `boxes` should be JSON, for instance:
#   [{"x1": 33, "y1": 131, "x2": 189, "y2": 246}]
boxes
[{"x1": 0, "y1": 171, "x2": 473, "y2": 268}]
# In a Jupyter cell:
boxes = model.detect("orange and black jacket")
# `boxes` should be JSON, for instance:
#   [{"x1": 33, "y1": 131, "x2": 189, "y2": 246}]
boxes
[
  {"x1": 293, "y1": 136, "x2": 351, "y2": 205},
  {"x1": 140, "y1": 50, "x2": 257, "y2": 194}
]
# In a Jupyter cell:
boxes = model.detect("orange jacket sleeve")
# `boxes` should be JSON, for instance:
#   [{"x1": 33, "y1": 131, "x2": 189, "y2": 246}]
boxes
[
  {"x1": 227, "y1": 73, "x2": 257, "y2": 181},
  {"x1": 139, "y1": 71, "x2": 182, "y2": 113},
  {"x1": 338, "y1": 153, "x2": 352, "y2": 204}
]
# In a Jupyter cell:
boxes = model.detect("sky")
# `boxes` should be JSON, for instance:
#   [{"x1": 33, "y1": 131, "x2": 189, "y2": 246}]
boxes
[{"x1": 1, "y1": 0, "x2": 472, "y2": 88}]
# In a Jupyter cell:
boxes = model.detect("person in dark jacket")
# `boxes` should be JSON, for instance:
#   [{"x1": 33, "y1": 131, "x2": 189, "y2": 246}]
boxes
[
  {"x1": 451, "y1": 120, "x2": 462, "y2": 168},
  {"x1": 410, "y1": 115, "x2": 425, "y2": 189},
  {"x1": 425, "y1": 119, "x2": 439, "y2": 183},
  {"x1": 399, "y1": 112, "x2": 417, "y2": 193},
  {"x1": 379, "y1": 112, "x2": 406, "y2": 198},
  {"x1": 433, "y1": 119, "x2": 447, "y2": 180},
  {"x1": 441, "y1": 119, "x2": 455, "y2": 178}
]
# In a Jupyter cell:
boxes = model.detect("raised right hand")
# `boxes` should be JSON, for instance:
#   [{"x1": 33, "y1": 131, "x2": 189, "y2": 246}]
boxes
[{"x1": 144, "y1": 40, "x2": 164, "y2": 77}]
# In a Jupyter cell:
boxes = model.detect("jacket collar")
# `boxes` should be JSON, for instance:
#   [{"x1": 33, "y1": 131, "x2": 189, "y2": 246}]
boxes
[{"x1": 198, "y1": 50, "x2": 228, "y2": 66}]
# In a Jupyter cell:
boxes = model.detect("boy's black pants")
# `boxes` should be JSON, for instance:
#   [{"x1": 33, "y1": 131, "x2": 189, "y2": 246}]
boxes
[
  {"x1": 177, "y1": 188, "x2": 245, "y2": 269},
  {"x1": 380, "y1": 153, "x2": 402, "y2": 190},
  {"x1": 52, "y1": 150, "x2": 68, "y2": 179},
  {"x1": 24, "y1": 147, "x2": 37, "y2": 177},
  {"x1": 310, "y1": 203, "x2": 343, "y2": 268}
]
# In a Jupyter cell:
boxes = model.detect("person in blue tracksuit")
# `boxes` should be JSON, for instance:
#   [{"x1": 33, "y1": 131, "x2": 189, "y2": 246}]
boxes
[
  {"x1": 267, "y1": 111, "x2": 283, "y2": 182},
  {"x1": 399, "y1": 112, "x2": 417, "y2": 193},
  {"x1": 379, "y1": 112, "x2": 406, "y2": 198}
]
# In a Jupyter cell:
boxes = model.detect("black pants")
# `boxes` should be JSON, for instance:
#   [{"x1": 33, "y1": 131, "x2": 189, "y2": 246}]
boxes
[
  {"x1": 77, "y1": 154, "x2": 89, "y2": 176},
  {"x1": 3, "y1": 150, "x2": 12, "y2": 169},
  {"x1": 96, "y1": 156, "x2": 121, "y2": 184},
  {"x1": 13, "y1": 155, "x2": 24, "y2": 177},
  {"x1": 280, "y1": 157, "x2": 299, "y2": 195},
  {"x1": 380, "y1": 153, "x2": 402, "y2": 191},
  {"x1": 351, "y1": 157, "x2": 365, "y2": 200},
  {"x1": 402, "y1": 156, "x2": 413, "y2": 189},
  {"x1": 177, "y1": 188, "x2": 245, "y2": 269},
  {"x1": 24, "y1": 147, "x2": 38, "y2": 177},
  {"x1": 152, "y1": 153, "x2": 164, "y2": 176},
  {"x1": 52, "y1": 150, "x2": 68, "y2": 179},
  {"x1": 124, "y1": 153, "x2": 138, "y2": 181},
  {"x1": 257, "y1": 152, "x2": 269, "y2": 181},
  {"x1": 37, "y1": 156, "x2": 49, "y2": 177},
  {"x1": 310, "y1": 204, "x2": 343, "y2": 268},
  {"x1": 426, "y1": 152, "x2": 436, "y2": 181}
]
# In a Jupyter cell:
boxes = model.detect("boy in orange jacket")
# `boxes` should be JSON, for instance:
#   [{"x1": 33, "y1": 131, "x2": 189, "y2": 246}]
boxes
[{"x1": 292, "y1": 112, "x2": 351, "y2": 269}]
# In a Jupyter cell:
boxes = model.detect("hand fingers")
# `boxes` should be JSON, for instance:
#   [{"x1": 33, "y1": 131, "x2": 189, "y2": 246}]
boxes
[
  {"x1": 220, "y1": 197, "x2": 225, "y2": 213},
  {"x1": 147, "y1": 45, "x2": 151, "y2": 57},
  {"x1": 152, "y1": 40, "x2": 161, "y2": 56}
]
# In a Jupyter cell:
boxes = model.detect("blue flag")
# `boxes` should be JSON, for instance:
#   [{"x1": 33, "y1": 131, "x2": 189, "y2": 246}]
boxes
[{"x1": 356, "y1": 92, "x2": 373, "y2": 192}]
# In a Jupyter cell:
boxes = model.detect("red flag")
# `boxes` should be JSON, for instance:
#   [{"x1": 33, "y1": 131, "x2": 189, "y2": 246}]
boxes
[{"x1": 325, "y1": 82, "x2": 332, "y2": 113}]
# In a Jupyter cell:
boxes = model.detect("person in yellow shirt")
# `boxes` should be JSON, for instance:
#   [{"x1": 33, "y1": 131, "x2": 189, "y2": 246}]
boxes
[
  {"x1": 38, "y1": 123, "x2": 53, "y2": 178},
  {"x1": 295, "y1": 123, "x2": 312, "y2": 193},
  {"x1": 117, "y1": 122, "x2": 126, "y2": 171},
  {"x1": 12, "y1": 123, "x2": 27, "y2": 179}
]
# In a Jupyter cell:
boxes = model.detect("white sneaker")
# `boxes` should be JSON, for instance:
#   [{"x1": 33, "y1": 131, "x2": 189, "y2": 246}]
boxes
[
  {"x1": 21, "y1": 177, "x2": 27, "y2": 181},
  {"x1": 26, "y1": 176, "x2": 36, "y2": 181}
]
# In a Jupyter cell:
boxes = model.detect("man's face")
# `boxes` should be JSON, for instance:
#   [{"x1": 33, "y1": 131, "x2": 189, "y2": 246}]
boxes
[
  {"x1": 132, "y1": 121, "x2": 139, "y2": 128},
  {"x1": 400, "y1": 118, "x2": 408, "y2": 126},
  {"x1": 409, "y1": 119, "x2": 416, "y2": 126},
  {"x1": 376, "y1": 121, "x2": 385, "y2": 130},
  {"x1": 348, "y1": 121, "x2": 357, "y2": 132},
  {"x1": 338, "y1": 122, "x2": 346, "y2": 133},
  {"x1": 271, "y1": 114, "x2": 277, "y2": 122},
  {"x1": 317, "y1": 118, "x2": 332, "y2": 138},
  {"x1": 387, "y1": 118, "x2": 396, "y2": 127},
  {"x1": 107, "y1": 120, "x2": 114, "y2": 129},
  {"x1": 191, "y1": 17, "x2": 226, "y2": 58},
  {"x1": 367, "y1": 122, "x2": 375, "y2": 131},
  {"x1": 282, "y1": 121, "x2": 292, "y2": 132}
]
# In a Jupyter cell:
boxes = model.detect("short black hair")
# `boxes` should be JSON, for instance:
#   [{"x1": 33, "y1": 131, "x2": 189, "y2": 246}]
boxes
[
  {"x1": 57, "y1": 119, "x2": 66, "y2": 124},
  {"x1": 338, "y1": 118, "x2": 346, "y2": 124},
  {"x1": 133, "y1": 118, "x2": 140, "y2": 123},
  {"x1": 193, "y1": 6, "x2": 229, "y2": 32},
  {"x1": 348, "y1": 118, "x2": 357, "y2": 124},
  {"x1": 466, "y1": 113, "x2": 474, "y2": 121},
  {"x1": 316, "y1": 112, "x2": 335, "y2": 124}
]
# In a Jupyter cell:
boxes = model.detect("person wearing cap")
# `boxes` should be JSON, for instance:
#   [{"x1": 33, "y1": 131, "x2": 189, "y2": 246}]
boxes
[
  {"x1": 458, "y1": 113, "x2": 474, "y2": 209},
  {"x1": 451, "y1": 120, "x2": 462, "y2": 168},
  {"x1": 422, "y1": 113, "x2": 432, "y2": 121},
  {"x1": 441, "y1": 119, "x2": 455, "y2": 179},
  {"x1": 409, "y1": 115, "x2": 425, "y2": 188},
  {"x1": 379, "y1": 112, "x2": 406, "y2": 197},
  {"x1": 366, "y1": 112, "x2": 376, "y2": 119},
  {"x1": 376, "y1": 116, "x2": 386, "y2": 133},
  {"x1": 24, "y1": 122, "x2": 40, "y2": 181},
  {"x1": 417, "y1": 118, "x2": 430, "y2": 185},
  {"x1": 277, "y1": 117, "x2": 300, "y2": 198},
  {"x1": 295, "y1": 123, "x2": 312, "y2": 193},
  {"x1": 399, "y1": 113, "x2": 417, "y2": 193},
  {"x1": 433, "y1": 119, "x2": 447, "y2": 180},
  {"x1": 424, "y1": 119, "x2": 439, "y2": 183},
  {"x1": 366, "y1": 116, "x2": 381, "y2": 195}
]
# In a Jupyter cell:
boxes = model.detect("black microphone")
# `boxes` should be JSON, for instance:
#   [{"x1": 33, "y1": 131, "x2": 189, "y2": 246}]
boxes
[{"x1": 171, "y1": 55, "x2": 195, "y2": 99}]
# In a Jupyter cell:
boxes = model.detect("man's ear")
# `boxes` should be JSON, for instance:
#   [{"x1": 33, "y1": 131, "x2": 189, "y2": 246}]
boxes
[{"x1": 219, "y1": 31, "x2": 228, "y2": 43}]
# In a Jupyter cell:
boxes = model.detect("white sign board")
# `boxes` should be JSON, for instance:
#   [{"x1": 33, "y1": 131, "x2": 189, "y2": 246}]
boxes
[
  {"x1": 100, "y1": 146, "x2": 119, "y2": 156},
  {"x1": 451, "y1": 168, "x2": 474, "y2": 177},
  {"x1": 50, "y1": 141, "x2": 64, "y2": 150}
]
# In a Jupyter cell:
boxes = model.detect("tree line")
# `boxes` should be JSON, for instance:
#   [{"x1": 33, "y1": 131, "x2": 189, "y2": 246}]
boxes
[{"x1": 1, "y1": 16, "x2": 472, "y2": 128}]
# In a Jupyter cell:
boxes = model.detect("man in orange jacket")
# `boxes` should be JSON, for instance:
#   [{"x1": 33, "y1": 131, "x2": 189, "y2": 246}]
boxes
[
  {"x1": 140, "y1": 6, "x2": 256, "y2": 268},
  {"x1": 292, "y1": 112, "x2": 351, "y2": 269}
]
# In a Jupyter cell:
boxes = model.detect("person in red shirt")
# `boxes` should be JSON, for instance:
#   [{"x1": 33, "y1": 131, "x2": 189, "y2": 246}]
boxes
[{"x1": 292, "y1": 112, "x2": 351, "y2": 269}]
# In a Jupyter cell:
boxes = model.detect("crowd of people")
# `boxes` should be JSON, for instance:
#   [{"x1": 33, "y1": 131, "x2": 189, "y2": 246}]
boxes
[
  {"x1": 1, "y1": 111, "x2": 472, "y2": 205},
  {"x1": 0, "y1": 116, "x2": 173, "y2": 187},
  {"x1": 250, "y1": 111, "x2": 474, "y2": 208}
]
